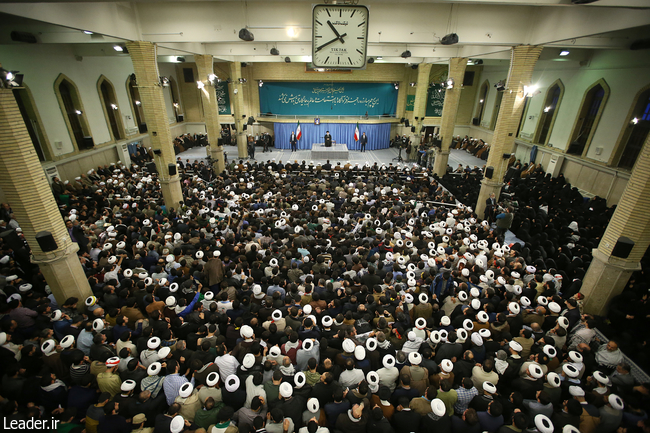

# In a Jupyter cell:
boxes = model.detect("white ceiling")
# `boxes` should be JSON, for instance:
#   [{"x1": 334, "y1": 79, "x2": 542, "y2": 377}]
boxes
[{"x1": 0, "y1": 0, "x2": 649, "y2": 64}]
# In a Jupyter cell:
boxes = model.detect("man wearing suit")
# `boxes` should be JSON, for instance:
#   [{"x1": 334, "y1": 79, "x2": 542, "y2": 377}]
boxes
[
  {"x1": 360, "y1": 132, "x2": 368, "y2": 152},
  {"x1": 290, "y1": 132, "x2": 297, "y2": 152},
  {"x1": 324, "y1": 131, "x2": 332, "y2": 147},
  {"x1": 485, "y1": 192, "x2": 497, "y2": 221}
]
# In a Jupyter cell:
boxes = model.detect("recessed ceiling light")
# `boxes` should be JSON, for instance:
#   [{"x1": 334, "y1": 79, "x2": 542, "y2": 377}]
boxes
[
  {"x1": 559, "y1": 50, "x2": 570, "y2": 56},
  {"x1": 376, "y1": 56, "x2": 383, "y2": 60},
  {"x1": 113, "y1": 45, "x2": 124, "y2": 52},
  {"x1": 83, "y1": 30, "x2": 93, "y2": 35}
]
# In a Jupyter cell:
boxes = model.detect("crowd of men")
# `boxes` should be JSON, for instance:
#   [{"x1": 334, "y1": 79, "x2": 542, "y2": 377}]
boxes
[{"x1": 1, "y1": 154, "x2": 649, "y2": 433}]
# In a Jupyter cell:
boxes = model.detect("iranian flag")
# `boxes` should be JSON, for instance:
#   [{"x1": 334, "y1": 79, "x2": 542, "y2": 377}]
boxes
[
  {"x1": 296, "y1": 121, "x2": 302, "y2": 141},
  {"x1": 354, "y1": 122, "x2": 360, "y2": 141}
]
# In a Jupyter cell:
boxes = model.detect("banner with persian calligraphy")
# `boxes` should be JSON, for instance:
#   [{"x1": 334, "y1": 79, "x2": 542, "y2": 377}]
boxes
[
  {"x1": 215, "y1": 82, "x2": 231, "y2": 115},
  {"x1": 405, "y1": 95, "x2": 415, "y2": 112},
  {"x1": 426, "y1": 84, "x2": 446, "y2": 117},
  {"x1": 259, "y1": 82, "x2": 398, "y2": 116}
]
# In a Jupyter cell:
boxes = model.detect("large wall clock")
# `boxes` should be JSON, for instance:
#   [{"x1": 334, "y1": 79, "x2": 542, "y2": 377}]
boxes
[{"x1": 312, "y1": 4, "x2": 369, "y2": 69}]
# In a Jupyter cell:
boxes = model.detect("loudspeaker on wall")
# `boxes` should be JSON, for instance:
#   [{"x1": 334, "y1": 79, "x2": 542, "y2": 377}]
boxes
[
  {"x1": 485, "y1": 166, "x2": 494, "y2": 179},
  {"x1": 168, "y1": 163, "x2": 177, "y2": 176}
]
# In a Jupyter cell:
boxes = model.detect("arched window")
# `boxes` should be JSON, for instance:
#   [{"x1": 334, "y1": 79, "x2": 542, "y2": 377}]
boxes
[
  {"x1": 127, "y1": 74, "x2": 147, "y2": 133},
  {"x1": 475, "y1": 80, "x2": 489, "y2": 126},
  {"x1": 567, "y1": 79, "x2": 609, "y2": 156},
  {"x1": 534, "y1": 80, "x2": 565, "y2": 145},
  {"x1": 169, "y1": 77, "x2": 182, "y2": 122},
  {"x1": 54, "y1": 74, "x2": 92, "y2": 151},
  {"x1": 610, "y1": 85, "x2": 650, "y2": 169},
  {"x1": 13, "y1": 84, "x2": 52, "y2": 161},
  {"x1": 490, "y1": 90, "x2": 504, "y2": 130},
  {"x1": 97, "y1": 76, "x2": 125, "y2": 141}
]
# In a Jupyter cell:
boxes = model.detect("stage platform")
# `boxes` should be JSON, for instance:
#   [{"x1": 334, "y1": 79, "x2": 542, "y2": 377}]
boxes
[{"x1": 310, "y1": 143, "x2": 349, "y2": 160}]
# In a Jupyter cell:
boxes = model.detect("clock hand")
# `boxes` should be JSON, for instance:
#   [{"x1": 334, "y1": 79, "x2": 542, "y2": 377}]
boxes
[
  {"x1": 327, "y1": 20, "x2": 343, "y2": 41},
  {"x1": 315, "y1": 33, "x2": 347, "y2": 52}
]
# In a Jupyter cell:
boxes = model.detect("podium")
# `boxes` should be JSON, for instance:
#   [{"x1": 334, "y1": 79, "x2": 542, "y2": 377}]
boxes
[{"x1": 311, "y1": 143, "x2": 349, "y2": 160}]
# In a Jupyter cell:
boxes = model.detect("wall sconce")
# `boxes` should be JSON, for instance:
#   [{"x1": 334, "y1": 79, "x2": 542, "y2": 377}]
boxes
[
  {"x1": 631, "y1": 117, "x2": 639, "y2": 125},
  {"x1": 135, "y1": 100, "x2": 141, "y2": 106},
  {"x1": 479, "y1": 99, "x2": 484, "y2": 104},
  {"x1": 197, "y1": 81, "x2": 205, "y2": 89},
  {"x1": 111, "y1": 104, "x2": 118, "y2": 110},
  {"x1": 544, "y1": 106, "x2": 552, "y2": 113}
]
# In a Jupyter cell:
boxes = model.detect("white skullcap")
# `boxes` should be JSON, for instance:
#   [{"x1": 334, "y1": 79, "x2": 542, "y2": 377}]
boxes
[
  {"x1": 383, "y1": 354, "x2": 396, "y2": 369},
  {"x1": 509, "y1": 341, "x2": 523, "y2": 352},
  {"x1": 431, "y1": 398, "x2": 446, "y2": 417},
  {"x1": 483, "y1": 381, "x2": 497, "y2": 394},
  {"x1": 547, "y1": 372, "x2": 561, "y2": 388},
  {"x1": 529, "y1": 364, "x2": 544, "y2": 379},
  {"x1": 608, "y1": 394, "x2": 624, "y2": 410},
  {"x1": 534, "y1": 414, "x2": 553, "y2": 433},
  {"x1": 279, "y1": 382, "x2": 293, "y2": 398},
  {"x1": 60, "y1": 335, "x2": 75, "y2": 349},
  {"x1": 170, "y1": 415, "x2": 185, "y2": 433},
  {"x1": 147, "y1": 362, "x2": 162, "y2": 376},
  {"x1": 121, "y1": 379, "x2": 137, "y2": 392},
  {"x1": 225, "y1": 375, "x2": 240, "y2": 392},
  {"x1": 569, "y1": 386, "x2": 585, "y2": 397},
  {"x1": 342, "y1": 339, "x2": 356, "y2": 353},
  {"x1": 241, "y1": 325, "x2": 254, "y2": 339},
  {"x1": 242, "y1": 353, "x2": 255, "y2": 369},
  {"x1": 408, "y1": 352, "x2": 422, "y2": 365}
]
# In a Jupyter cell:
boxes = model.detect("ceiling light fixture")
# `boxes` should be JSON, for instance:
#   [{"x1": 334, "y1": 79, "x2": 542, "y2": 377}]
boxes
[
  {"x1": 446, "y1": 78, "x2": 455, "y2": 90},
  {"x1": 135, "y1": 100, "x2": 141, "y2": 106},
  {"x1": 376, "y1": 56, "x2": 383, "y2": 60},
  {"x1": 544, "y1": 106, "x2": 552, "y2": 113},
  {"x1": 197, "y1": 81, "x2": 205, "y2": 89},
  {"x1": 75, "y1": 110, "x2": 83, "y2": 115},
  {"x1": 632, "y1": 117, "x2": 639, "y2": 125},
  {"x1": 400, "y1": 50, "x2": 411, "y2": 59},
  {"x1": 83, "y1": 31, "x2": 93, "y2": 35},
  {"x1": 393, "y1": 83, "x2": 399, "y2": 90},
  {"x1": 409, "y1": 82, "x2": 416, "y2": 87},
  {"x1": 259, "y1": 80, "x2": 264, "y2": 87},
  {"x1": 239, "y1": 28, "x2": 254, "y2": 41},
  {"x1": 560, "y1": 50, "x2": 570, "y2": 56},
  {"x1": 113, "y1": 45, "x2": 123, "y2": 52},
  {"x1": 110, "y1": 104, "x2": 118, "y2": 110}
]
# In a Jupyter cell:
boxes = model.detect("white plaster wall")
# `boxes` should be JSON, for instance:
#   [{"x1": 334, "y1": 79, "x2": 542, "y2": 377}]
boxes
[
  {"x1": 158, "y1": 62, "x2": 180, "y2": 123},
  {"x1": 474, "y1": 51, "x2": 650, "y2": 164},
  {"x1": 0, "y1": 44, "x2": 136, "y2": 156}
]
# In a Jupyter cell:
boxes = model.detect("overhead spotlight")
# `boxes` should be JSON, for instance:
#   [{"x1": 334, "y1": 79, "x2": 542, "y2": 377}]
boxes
[
  {"x1": 409, "y1": 82, "x2": 416, "y2": 87},
  {"x1": 238, "y1": 78, "x2": 247, "y2": 84},
  {"x1": 559, "y1": 50, "x2": 570, "y2": 56},
  {"x1": 197, "y1": 81, "x2": 205, "y2": 89},
  {"x1": 632, "y1": 117, "x2": 639, "y2": 125},
  {"x1": 376, "y1": 56, "x2": 383, "y2": 60},
  {"x1": 0, "y1": 68, "x2": 22, "y2": 87},
  {"x1": 286, "y1": 27, "x2": 297, "y2": 38},
  {"x1": 495, "y1": 80, "x2": 506, "y2": 92},
  {"x1": 446, "y1": 78, "x2": 455, "y2": 89},
  {"x1": 83, "y1": 30, "x2": 93, "y2": 35},
  {"x1": 270, "y1": 48, "x2": 280, "y2": 56},
  {"x1": 441, "y1": 33, "x2": 459, "y2": 45},
  {"x1": 367, "y1": 57, "x2": 375, "y2": 64},
  {"x1": 400, "y1": 50, "x2": 411, "y2": 58},
  {"x1": 74, "y1": 110, "x2": 83, "y2": 115},
  {"x1": 176, "y1": 56, "x2": 185, "y2": 62},
  {"x1": 135, "y1": 100, "x2": 141, "y2": 106},
  {"x1": 208, "y1": 74, "x2": 218, "y2": 85},
  {"x1": 238, "y1": 28, "x2": 254, "y2": 41},
  {"x1": 159, "y1": 76, "x2": 170, "y2": 87},
  {"x1": 113, "y1": 45, "x2": 124, "y2": 52},
  {"x1": 544, "y1": 106, "x2": 551, "y2": 113},
  {"x1": 469, "y1": 59, "x2": 483, "y2": 65},
  {"x1": 258, "y1": 80, "x2": 264, "y2": 87},
  {"x1": 394, "y1": 83, "x2": 399, "y2": 90},
  {"x1": 479, "y1": 99, "x2": 484, "y2": 103},
  {"x1": 110, "y1": 104, "x2": 118, "y2": 110},
  {"x1": 173, "y1": 103, "x2": 180, "y2": 108},
  {"x1": 524, "y1": 84, "x2": 539, "y2": 97},
  {"x1": 285, "y1": 57, "x2": 291, "y2": 63}
]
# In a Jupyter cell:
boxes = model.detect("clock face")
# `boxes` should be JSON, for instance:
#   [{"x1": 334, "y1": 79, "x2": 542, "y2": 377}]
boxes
[{"x1": 312, "y1": 4, "x2": 368, "y2": 69}]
